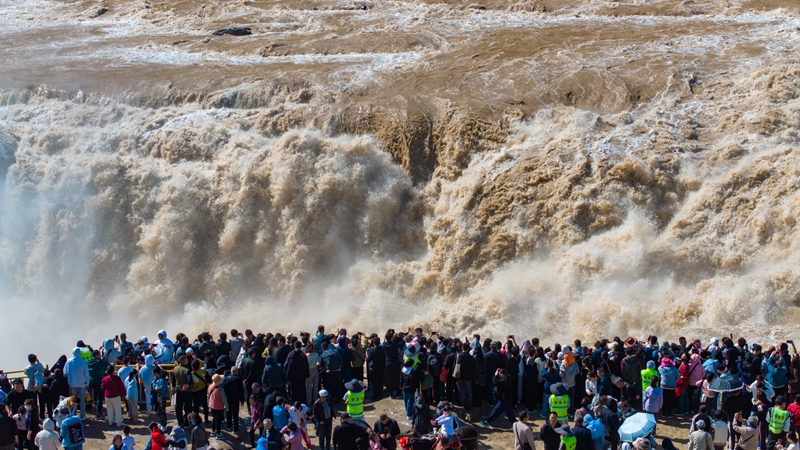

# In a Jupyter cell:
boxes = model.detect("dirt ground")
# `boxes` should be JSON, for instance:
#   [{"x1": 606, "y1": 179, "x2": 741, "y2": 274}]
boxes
[{"x1": 79, "y1": 396, "x2": 694, "y2": 450}]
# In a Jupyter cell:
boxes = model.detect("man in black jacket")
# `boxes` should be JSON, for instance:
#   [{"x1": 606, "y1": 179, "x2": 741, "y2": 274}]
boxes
[
  {"x1": 366, "y1": 339, "x2": 385, "y2": 401},
  {"x1": 571, "y1": 415, "x2": 594, "y2": 450},
  {"x1": 372, "y1": 414, "x2": 400, "y2": 450},
  {"x1": 222, "y1": 367, "x2": 243, "y2": 432},
  {"x1": 284, "y1": 342, "x2": 309, "y2": 404},
  {"x1": 275, "y1": 337, "x2": 292, "y2": 366},
  {"x1": 484, "y1": 342, "x2": 506, "y2": 403},
  {"x1": 0, "y1": 403, "x2": 17, "y2": 450},
  {"x1": 332, "y1": 413, "x2": 359, "y2": 450},
  {"x1": 456, "y1": 350, "x2": 478, "y2": 409},
  {"x1": 240, "y1": 347, "x2": 258, "y2": 400}
]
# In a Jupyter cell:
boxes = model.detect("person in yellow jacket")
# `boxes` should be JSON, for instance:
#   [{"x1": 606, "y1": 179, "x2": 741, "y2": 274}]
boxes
[
  {"x1": 641, "y1": 361, "x2": 659, "y2": 394},
  {"x1": 767, "y1": 396, "x2": 791, "y2": 450},
  {"x1": 556, "y1": 423, "x2": 576, "y2": 450},
  {"x1": 343, "y1": 379, "x2": 366, "y2": 424},
  {"x1": 549, "y1": 383, "x2": 570, "y2": 423},
  {"x1": 190, "y1": 359, "x2": 209, "y2": 423}
]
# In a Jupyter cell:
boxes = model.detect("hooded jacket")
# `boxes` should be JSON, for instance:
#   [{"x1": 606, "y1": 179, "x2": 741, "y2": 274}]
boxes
[
  {"x1": 687, "y1": 353, "x2": 706, "y2": 386},
  {"x1": 139, "y1": 355, "x2": 156, "y2": 388},
  {"x1": 103, "y1": 339, "x2": 122, "y2": 365},
  {"x1": 643, "y1": 385, "x2": 664, "y2": 413},
  {"x1": 284, "y1": 350, "x2": 309, "y2": 382},
  {"x1": 35, "y1": 419, "x2": 60, "y2": 450},
  {"x1": 262, "y1": 356, "x2": 288, "y2": 389},
  {"x1": 156, "y1": 331, "x2": 175, "y2": 364},
  {"x1": 64, "y1": 348, "x2": 89, "y2": 388},
  {"x1": 88, "y1": 357, "x2": 110, "y2": 388},
  {"x1": 658, "y1": 359, "x2": 680, "y2": 389},
  {"x1": 766, "y1": 357, "x2": 788, "y2": 388}
]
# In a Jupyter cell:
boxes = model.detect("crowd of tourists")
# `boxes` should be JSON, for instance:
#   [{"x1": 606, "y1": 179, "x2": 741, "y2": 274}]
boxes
[{"x1": 1, "y1": 329, "x2": 799, "y2": 450}]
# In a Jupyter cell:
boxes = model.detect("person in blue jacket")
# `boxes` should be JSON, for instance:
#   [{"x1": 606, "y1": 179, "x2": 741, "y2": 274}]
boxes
[
  {"x1": 766, "y1": 353, "x2": 788, "y2": 398},
  {"x1": 60, "y1": 407, "x2": 85, "y2": 450},
  {"x1": 63, "y1": 349, "x2": 89, "y2": 420}
]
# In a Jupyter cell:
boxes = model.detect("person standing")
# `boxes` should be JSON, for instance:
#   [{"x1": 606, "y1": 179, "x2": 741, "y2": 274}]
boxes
[
  {"x1": 151, "y1": 367, "x2": 170, "y2": 427},
  {"x1": 366, "y1": 339, "x2": 385, "y2": 401},
  {"x1": 350, "y1": 335, "x2": 368, "y2": 383},
  {"x1": 343, "y1": 380, "x2": 366, "y2": 424},
  {"x1": 87, "y1": 351, "x2": 110, "y2": 420},
  {"x1": 372, "y1": 414, "x2": 400, "y2": 450},
  {"x1": 305, "y1": 344, "x2": 321, "y2": 406},
  {"x1": 284, "y1": 343, "x2": 309, "y2": 404},
  {"x1": 513, "y1": 411, "x2": 536, "y2": 450},
  {"x1": 332, "y1": 413, "x2": 359, "y2": 450},
  {"x1": 59, "y1": 408, "x2": 84, "y2": 450},
  {"x1": 33, "y1": 419, "x2": 59, "y2": 450},
  {"x1": 688, "y1": 420, "x2": 714, "y2": 450},
  {"x1": 313, "y1": 390, "x2": 336, "y2": 450},
  {"x1": 732, "y1": 414, "x2": 759, "y2": 450},
  {"x1": 207, "y1": 375, "x2": 226, "y2": 439},
  {"x1": 124, "y1": 370, "x2": 139, "y2": 423},
  {"x1": 63, "y1": 349, "x2": 89, "y2": 420},
  {"x1": 222, "y1": 368, "x2": 243, "y2": 433},
  {"x1": 171, "y1": 356, "x2": 193, "y2": 428},
  {"x1": 767, "y1": 396, "x2": 791, "y2": 450},
  {"x1": 1, "y1": 403, "x2": 17, "y2": 450},
  {"x1": 100, "y1": 366, "x2": 125, "y2": 427},
  {"x1": 23, "y1": 356, "x2": 46, "y2": 420},
  {"x1": 229, "y1": 331, "x2": 244, "y2": 362}
]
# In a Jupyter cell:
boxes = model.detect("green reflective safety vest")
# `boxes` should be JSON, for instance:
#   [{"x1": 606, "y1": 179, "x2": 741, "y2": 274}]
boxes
[
  {"x1": 641, "y1": 368, "x2": 658, "y2": 392},
  {"x1": 561, "y1": 435, "x2": 577, "y2": 450},
  {"x1": 346, "y1": 391, "x2": 365, "y2": 419},
  {"x1": 550, "y1": 394, "x2": 569, "y2": 422},
  {"x1": 770, "y1": 407, "x2": 788, "y2": 435}
]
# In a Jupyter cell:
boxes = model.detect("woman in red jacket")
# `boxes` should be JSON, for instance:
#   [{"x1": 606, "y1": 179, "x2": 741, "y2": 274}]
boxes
[
  {"x1": 100, "y1": 366, "x2": 126, "y2": 427},
  {"x1": 148, "y1": 422, "x2": 168, "y2": 450}
]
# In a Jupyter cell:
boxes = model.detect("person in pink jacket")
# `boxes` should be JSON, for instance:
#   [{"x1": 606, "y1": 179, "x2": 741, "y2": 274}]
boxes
[
  {"x1": 687, "y1": 352, "x2": 706, "y2": 413},
  {"x1": 207, "y1": 375, "x2": 227, "y2": 439},
  {"x1": 281, "y1": 422, "x2": 304, "y2": 450}
]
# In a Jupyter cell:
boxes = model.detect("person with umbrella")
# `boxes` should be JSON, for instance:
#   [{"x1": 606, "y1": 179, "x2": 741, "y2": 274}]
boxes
[
  {"x1": 556, "y1": 424, "x2": 577, "y2": 450},
  {"x1": 618, "y1": 413, "x2": 656, "y2": 444}
]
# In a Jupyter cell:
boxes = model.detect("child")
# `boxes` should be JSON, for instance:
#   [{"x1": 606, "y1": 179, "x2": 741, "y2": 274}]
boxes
[
  {"x1": 122, "y1": 425, "x2": 135, "y2": 450},
  {"x1": 369, "y1": 432, "x2": 385, "y2": 450},
  {"x1": 287, "y1": 402, "x2": 312, "y2": 448},
  {"x1": 433, "y1": 403, "x2": 457, "y2": 440},
  {"x1": 110, "y1": 434, "x2": 124, "y2": 450},
  {"x1": 151, "y1": 367, "x2": 170, "y2": 427},
  {"x1": 14, "y1": 406, "x2": 27, "y2": 450},
  {"x1": 24, "y1": 399, "x2": 41, "y2": 450},
  {"x1": 585, "y1": 372, "x2": 598, "y2": 403},
  {"x1": 778, "y1": 431, "x2": 798, "y2": 450},
  {"x1": 125, "y1": 369, "x2": 140, "y2": 423},
  {"x1": 272, "y1": 397, "x2": 288, "y2": 431},
  {"x1": 710, "y1": 410, "x2": 728, "y2": 450}
]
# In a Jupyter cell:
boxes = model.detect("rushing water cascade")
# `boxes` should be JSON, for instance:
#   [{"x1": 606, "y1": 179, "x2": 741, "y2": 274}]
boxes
[{"x1": 0, "y1": 0, "x2": 799, "y2": 366}]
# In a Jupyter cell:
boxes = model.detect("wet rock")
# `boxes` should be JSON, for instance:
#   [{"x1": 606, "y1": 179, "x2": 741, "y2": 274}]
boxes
[{"x1": 212, "y1": 27, "x2": 252, "y2": 36}]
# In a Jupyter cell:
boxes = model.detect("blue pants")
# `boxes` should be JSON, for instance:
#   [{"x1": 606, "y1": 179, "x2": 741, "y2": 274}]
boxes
[
  {"x1": 69, "y1": 387, "x2": 87, "y2": 420},
  {"x1": 317, "y1": 418, "x2": 332, "y2": 450},
  {"x1": 486, "y1": 399, "x2": 516, "y2": 426},
  {"x1": 541, "y1": 391, "x2": 550, "y2": 417},
  {"x1": 403, "y1": 391, "x2": 415, "y2": 418}
]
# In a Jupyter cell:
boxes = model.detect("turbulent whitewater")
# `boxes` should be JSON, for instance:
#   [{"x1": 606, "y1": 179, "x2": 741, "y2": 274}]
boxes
[{"x1": 1, "y1": 0, "x2": 799, "y2": 366}]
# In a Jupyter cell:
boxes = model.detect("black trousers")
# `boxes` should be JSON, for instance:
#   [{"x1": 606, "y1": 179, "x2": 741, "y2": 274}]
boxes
[
  {"x1": 369, "y1": 369, "x2": 384, "y2": 400},
  {"x1": 211, "y1": 409, "x2": 224, "y2": 434},
  {"x1": 385, "y1": 364, "x2": 400, "y2": 397},
  {"x1": 226, "y1": 401, "x2": 240, "y2": 431},
  {"x1": 175, "y1": 391, "x2": 193, "y2": 426},
  {"x1": 290, "y1": 380, "x2": 305, "y2": 404}
]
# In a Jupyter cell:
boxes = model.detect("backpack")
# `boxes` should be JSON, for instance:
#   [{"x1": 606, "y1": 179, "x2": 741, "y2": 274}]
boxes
[
  {"x1": 452, "y1": 355, "x2": 462, "y2": 380},
  {"x1": 324, "y1": 350, "x2": 342, "y2": 372},
  {"x1": 427, "y1": 354, "x2": 441, "y2": 376}
]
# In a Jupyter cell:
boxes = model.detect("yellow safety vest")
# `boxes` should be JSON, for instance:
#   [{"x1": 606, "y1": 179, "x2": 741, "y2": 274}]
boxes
[
  {"x1": 641, "y1": 368, "x2": 658, "y2": 392},
  {"x1": 346, "y1": 391, "x2": 365, "y2": 419},
  {"x1": 770, "y1": 407, "x2": 788, "y2": 434},
  {"x1": 550, "y1": 394, "x2": 569, "y2": 422},
  {"x1": 561, "y1": 435, "x2": 577, "y2": 450}
]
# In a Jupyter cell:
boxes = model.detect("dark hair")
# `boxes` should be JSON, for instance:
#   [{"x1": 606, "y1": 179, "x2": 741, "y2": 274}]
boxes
[
  {"x1": 776, "y1": 395, "x2": 786, "y2": 406},
  {"x1": 519, "y1": 411, "x2": 529, "y2": 421},
  {"x1": 27, "y1": 354, "x2": 37, "y2": 364},
  {"x1": 106, "y1": 365, "x2": 116, "y2": 375},
  {"x1": 699, "y1": 404, "x2": 708, "y2": 413}
]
